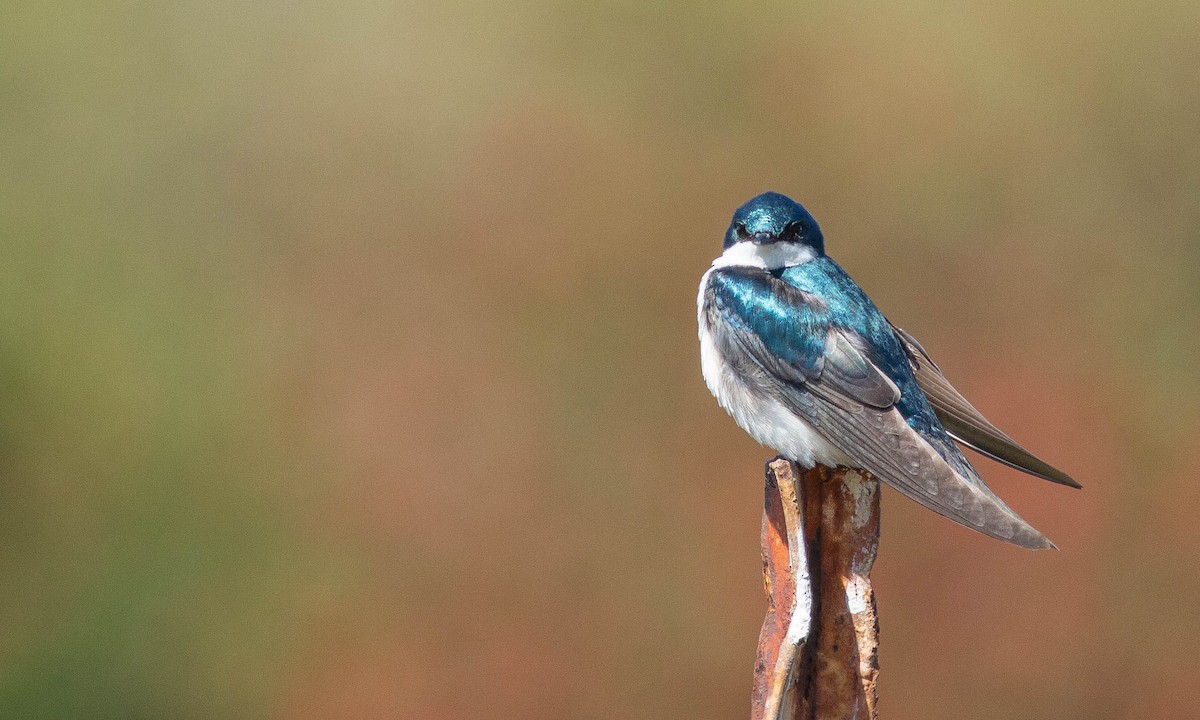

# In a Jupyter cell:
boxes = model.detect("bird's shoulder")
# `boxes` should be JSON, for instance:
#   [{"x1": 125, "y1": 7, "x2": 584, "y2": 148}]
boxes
[
  {"x1": 774, "y1": 259, "x2": 902, "y2": 361},
  {"x1": 704, "y1": 264, "x2": 829, "y2": 371},
  {"x1": 776, "y1": 260, "x2": 944, "y2": 428}
]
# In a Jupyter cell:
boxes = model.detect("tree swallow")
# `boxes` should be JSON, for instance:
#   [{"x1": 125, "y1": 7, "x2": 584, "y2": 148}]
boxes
[{"x1": 697, "y1": 192, "x2": 1079, "y2": 549}]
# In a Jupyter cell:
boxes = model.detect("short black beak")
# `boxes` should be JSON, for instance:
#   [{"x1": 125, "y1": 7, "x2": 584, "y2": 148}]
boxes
[{"x1": 750, "y1": 232, "x2": 777, "y2": 245}]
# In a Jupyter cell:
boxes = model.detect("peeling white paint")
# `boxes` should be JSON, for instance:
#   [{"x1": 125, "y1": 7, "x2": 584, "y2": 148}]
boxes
[
  {"x1": 846, "y1": 574, "x2": 870, "y2": 614},
  {"x1": 843, "y1": 469, "x2": 878, "y2": 529},
  {"x1": 786, "y1": 501, "x2": 814, "y2": 646}
]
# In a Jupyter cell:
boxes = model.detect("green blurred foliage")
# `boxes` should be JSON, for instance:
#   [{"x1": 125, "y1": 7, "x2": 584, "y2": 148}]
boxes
[{"x1": 2, "y1": 1, "x2": 1198, "y2": 718}]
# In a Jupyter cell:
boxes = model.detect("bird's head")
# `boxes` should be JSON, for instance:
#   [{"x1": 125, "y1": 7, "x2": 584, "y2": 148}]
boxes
[{"x1": 723, "y1": 192, "x2": 824, "y2": 256}]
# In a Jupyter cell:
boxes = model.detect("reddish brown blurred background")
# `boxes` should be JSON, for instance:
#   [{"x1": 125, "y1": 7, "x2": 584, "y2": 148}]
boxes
[{"x1": 3, "y1": 2, "x2": 1199, "y2": 719}]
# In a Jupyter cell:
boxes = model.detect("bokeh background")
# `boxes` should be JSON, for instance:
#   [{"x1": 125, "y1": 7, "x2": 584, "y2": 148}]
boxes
[{"x1": 3, "y1": 2, "x2": 1199, "y2": 718}]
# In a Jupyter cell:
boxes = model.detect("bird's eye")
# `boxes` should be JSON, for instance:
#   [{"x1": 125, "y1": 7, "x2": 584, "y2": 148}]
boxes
[
  {"x1": 735, "y1": 222, "x2": 751, "y2": 240},
  {"x1": 784, "y1": 221, "x2": 804, "y2": 240}
]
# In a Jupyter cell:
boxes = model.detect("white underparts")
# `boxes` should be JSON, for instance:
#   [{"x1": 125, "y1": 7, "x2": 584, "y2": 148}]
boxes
[{"x1": 697, "y1": 253, "x2": 853, "y2": 469}]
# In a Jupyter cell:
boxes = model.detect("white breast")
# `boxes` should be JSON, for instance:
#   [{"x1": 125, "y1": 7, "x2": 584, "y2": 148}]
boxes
[{"x1": 697, "y1": 263, "x2": 854, "y2": 470}]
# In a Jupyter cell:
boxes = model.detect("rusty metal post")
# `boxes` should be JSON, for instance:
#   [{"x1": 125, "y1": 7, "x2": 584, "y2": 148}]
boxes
[{"x1": 751, "y1": 460, "x2": 881, "y2": 720}]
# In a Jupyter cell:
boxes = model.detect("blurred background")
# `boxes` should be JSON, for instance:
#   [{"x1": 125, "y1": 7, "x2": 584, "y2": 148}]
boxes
[{"x1": 3, "y1": 1, "x2": 1198, "y2": 718}]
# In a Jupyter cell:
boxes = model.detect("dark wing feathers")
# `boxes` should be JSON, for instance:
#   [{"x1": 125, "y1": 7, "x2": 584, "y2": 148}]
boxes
[
  {"x1": 723, "y1": 315, "x2": 821, "y2": 386},
  {"x1": 796, "y1": 334, "x2": 1052, "y2": 549},
  {"x1": 822, "y1": 332, "x2": 900, "y2": 409},
  {"x1": 891, "y1": 325, "x2": 1081, "y2": 489}
]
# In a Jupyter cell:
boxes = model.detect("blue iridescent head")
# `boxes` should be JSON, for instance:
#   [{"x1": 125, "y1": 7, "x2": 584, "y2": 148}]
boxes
[{"x1": 723, "y1": 192, "x2": 824, "y2": 255}]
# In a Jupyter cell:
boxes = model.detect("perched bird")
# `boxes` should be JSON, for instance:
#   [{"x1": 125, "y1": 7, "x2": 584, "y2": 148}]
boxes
[{"x1": 697, "y1": 192, "x2": 1079, "y2": 549}]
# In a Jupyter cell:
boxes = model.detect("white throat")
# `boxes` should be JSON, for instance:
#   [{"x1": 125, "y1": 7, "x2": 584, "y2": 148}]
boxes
[{"x1": 711, "y1": 241, "x2": 816, "y2": 270}]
